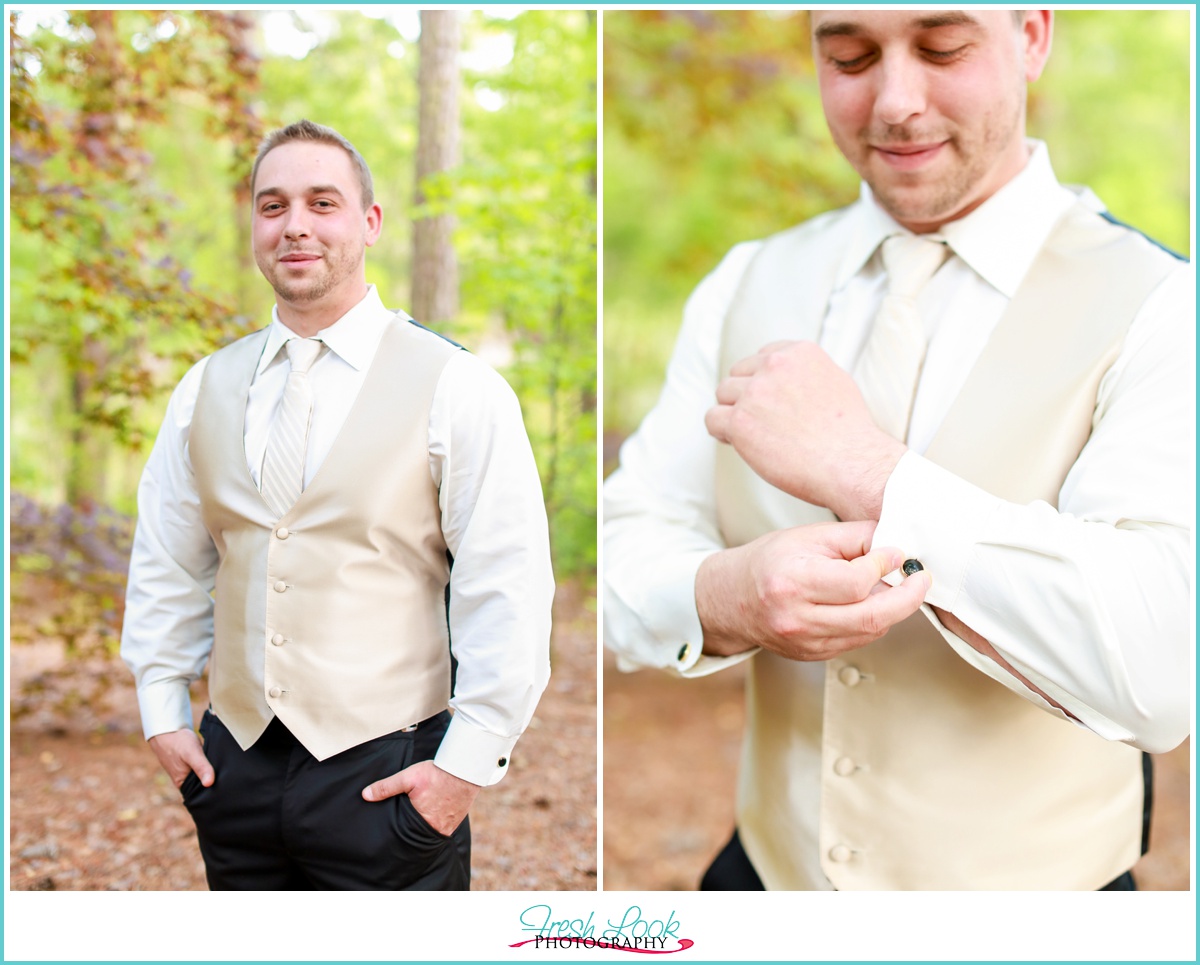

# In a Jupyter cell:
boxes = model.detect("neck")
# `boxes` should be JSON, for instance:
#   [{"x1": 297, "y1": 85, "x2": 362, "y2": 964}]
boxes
[{"x1": 275, "y1": 282, "x2": 369, "y2": 338}]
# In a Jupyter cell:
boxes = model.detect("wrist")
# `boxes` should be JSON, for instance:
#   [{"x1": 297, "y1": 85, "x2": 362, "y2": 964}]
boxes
[
  {"x1": 835, "y1": 433, "x2": 906, "y2": 521},
  {"x1": 696, "y1": 547, "x2": 756, "y2": 657}
]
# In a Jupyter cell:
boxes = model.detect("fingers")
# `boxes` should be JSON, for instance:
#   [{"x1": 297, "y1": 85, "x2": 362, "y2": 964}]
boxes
[
  {"x1": 180, "y1": 743, "x2": 215, "y2": 788},
  {"x1": 362, "y1": 763, "x2": 418, "y2": 803},
  {"x1": 727, "y1": 341, "x2": 800, "y2": 376},
  {"x1": 704, "y1": 402, "x2": 731, "y2": 443},
  {"x1": 823, "y1": 569, "x2": 931, "y2": 640},
  {"x1": 802, "y1": 520, "x2": 880, "y2": 561},
  {"x1": 802, "y1": 550, "x2": 905, "y2": 604}
]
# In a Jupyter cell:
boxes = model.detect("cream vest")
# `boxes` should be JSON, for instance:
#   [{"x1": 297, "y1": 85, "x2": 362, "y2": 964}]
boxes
[
  {"x1": 190, "y1": 318, "x2": 459, "y2": 761},
  {"x1": 716, "y1": 202, "x2": 1178, "y2": 890}
]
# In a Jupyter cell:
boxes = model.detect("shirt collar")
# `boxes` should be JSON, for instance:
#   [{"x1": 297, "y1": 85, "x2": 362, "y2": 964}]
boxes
[
  {"x1": 837, "y1": 140, "x2": 1089, "y2": 298},
  {"x1": 256, "y1": 285, "x2": 399, "y2": 375}
]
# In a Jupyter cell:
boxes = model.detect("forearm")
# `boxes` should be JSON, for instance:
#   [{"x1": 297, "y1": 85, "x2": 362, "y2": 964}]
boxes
[
  {"x1": 433, "y1": 356, "x2": 554, "y2": 786},
  {"x1": 876, "y1": 453, "x2": 1191, "y2": 752},
  {"x1": 120, "y1": 364, "x2": 219, "y2": 740}
]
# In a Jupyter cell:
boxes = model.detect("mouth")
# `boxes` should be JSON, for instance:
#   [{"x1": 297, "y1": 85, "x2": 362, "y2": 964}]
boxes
[
  {"x1": 871, "y1": 141, "x2": 947, "y2": 171},
  {"x1": 279, "y1": 251, "x2": 321, "y2": 265}
]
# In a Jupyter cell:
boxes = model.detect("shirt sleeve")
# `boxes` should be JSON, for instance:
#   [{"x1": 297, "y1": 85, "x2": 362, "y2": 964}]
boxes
[
  {"x1": 428, "y1": 352, "x2": 554, "y2": 786},
  {"x1": 120, "y1": 358, "x2": 220, "y2": 741},
  {"x1": 873, "y1": 264, "x2": 1194, "y2": 753},
  {"x1": 603, "y1": 242, "x2": 761, "y2": 678}
]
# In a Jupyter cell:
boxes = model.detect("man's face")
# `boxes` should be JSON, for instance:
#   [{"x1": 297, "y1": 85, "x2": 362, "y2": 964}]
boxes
[
  {"x1": 251, "y1": 141, "x2": 382, "y2": 311},
  {"x1": 811, "y1": 10, "x2": 1051, "y2": 232}
]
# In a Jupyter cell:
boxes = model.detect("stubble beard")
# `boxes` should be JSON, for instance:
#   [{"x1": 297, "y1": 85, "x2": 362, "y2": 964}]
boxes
[
  {"x1": 258, "y1": 243, "x2": 362, "y2": 306},
  {"x1": 857, "y1": 94, "x2": 1023, "y2": 229}
]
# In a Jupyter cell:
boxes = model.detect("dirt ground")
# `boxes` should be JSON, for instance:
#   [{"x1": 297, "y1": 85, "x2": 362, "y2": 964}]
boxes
[
  {"x1": 603, "y1": 651, "x2": 1191, "y2": 891},
  {"x1": 8, "y1": 582, "x2": 597, "y2": 892}
]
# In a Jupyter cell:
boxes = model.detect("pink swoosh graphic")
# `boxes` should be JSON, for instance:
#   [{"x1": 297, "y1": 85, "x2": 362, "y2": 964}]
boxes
[{"x1": 509, "y1": 937, "x2": 695, "y2": 954}]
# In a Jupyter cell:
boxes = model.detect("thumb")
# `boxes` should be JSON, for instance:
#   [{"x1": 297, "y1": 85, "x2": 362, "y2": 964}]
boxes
[
  {"x1": 362, "y1": 765, "x2": 416, "y2": 803},
  {"x1": 182, "y1": 743, "x2": 215, "y2": 788}
]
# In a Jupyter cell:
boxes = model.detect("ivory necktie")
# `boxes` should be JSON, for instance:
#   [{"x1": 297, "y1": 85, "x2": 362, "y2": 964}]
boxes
[
  {"x1": 260, "y1": 337, "x2": 324, "y2": 516},
  {"x1": 853, "y1": 233, "x2": 949, "y2": 442}
]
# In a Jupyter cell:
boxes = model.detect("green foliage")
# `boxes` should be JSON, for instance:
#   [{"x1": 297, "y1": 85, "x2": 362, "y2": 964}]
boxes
[
  {"x1": 455, "y1": 10, "x2": 598, "y2": 578},
  {"x1": 1030, "y1": 11, "x2": 1190, "y2": 257},
  {"x1": 9, "y1": 11, "x2": 263, "y2": 503},
  {"x1": 603, "y1": 10, "x2": 1192, "y2": 439}
]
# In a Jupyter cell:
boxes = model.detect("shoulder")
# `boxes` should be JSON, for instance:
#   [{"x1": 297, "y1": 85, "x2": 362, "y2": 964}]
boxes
[
  {"x1": 386, "y1": 315, "x2": 467, "y2": 368},
  {"x1": 1094, "y1": 210, "x2": 1188, "y2": 265},
  {"x1": 438, "y1": 350, "x2": 520, "y2": 410}
]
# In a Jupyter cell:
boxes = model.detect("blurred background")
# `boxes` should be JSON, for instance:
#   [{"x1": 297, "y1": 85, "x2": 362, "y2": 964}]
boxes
[
  {"x1": 602, "y1": 9, "x2": 1191, "y2": 891},
  {"x1": 8, "y1": 9, "x2": 597, "y2": 891}
]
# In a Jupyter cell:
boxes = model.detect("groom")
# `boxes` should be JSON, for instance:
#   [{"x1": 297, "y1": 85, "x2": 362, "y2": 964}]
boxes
[{"x1": 122, "y1": 120, "x2": 554, "y2": 889}]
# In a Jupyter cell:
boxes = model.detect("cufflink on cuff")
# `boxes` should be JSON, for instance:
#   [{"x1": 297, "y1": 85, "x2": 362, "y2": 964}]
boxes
[
  {"x1": 677, "y1": 643, "x2": 692, "y2": 663},
  {"x1": 497, "y1": 757, "x2": 508, "y2": 767},
  {"x1": 902, "y1": 559, "x2": 924, "y2": 576}
]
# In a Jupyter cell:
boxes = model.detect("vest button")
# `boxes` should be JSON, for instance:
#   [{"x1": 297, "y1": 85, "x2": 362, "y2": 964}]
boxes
[
  {"x1": 273, "y1": 581, "x2": 287, "y2": 593},
  {"x1": 838, "y1": 665, "x2": 862, "y2": 687},
  {"x1": 834, "y1": 756, "x2": 857, "y2": 777},
  {"x1": 276, "y1": 527, "x2": 290, "y2": 540},
  {"x1": 829, "y1": 844, "x2": 853, "y2": 863},
  {"x1": 268, "y1": 686, "x2": 281, "y2": 698},
  {"x1": 271, "y1": 633, "x2": 285, "y2": 646}
]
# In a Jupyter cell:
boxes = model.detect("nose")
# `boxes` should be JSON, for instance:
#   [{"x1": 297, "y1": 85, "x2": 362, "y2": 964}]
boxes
[
  {"x1": 282, "y1": 206, "x2": 311, "y2": 241},
  {"x1": 873, "y1": 51, "x2": 927, "y2": 127}
]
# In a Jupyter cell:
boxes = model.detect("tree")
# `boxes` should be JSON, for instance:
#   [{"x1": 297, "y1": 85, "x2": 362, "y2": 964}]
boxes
[
  {"x1": 411, "y1": 10, "x2": 460, "y2": 324},
  {"x1": 9, "y1": 10, "x2": 263, "y2": 504}
]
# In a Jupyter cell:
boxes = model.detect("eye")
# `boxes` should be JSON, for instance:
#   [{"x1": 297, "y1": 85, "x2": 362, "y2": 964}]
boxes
[
  {"x1": 830, "y1": 52, "x2": 875, "y2": 72},
  {"x1": 921, "y1": 44, "x2": 967, "y2": 62},
  {"x1": 313, "y1": 199, "x2": 334, "y2": 209}
]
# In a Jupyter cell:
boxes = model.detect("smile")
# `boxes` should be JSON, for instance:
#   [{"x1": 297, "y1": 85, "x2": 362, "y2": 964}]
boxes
[{"x1": 872, "y1": 142, "x2": 946, "y2": 171}]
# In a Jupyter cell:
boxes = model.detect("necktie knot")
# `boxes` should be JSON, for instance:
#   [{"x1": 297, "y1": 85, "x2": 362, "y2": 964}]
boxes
[
  {"x1": 285, "y1": 337, "x2": 324, "y2": 374},
  {"x1": 881, "y1": 233, "x2": 948, "y2": 299}
]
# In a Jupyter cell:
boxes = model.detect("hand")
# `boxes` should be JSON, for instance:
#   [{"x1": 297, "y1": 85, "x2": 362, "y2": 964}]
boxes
[
  {"x1": 361, "y1": 760, "x2": 480, "y2": 836},
  {"x1": 705, "y1": 340, "x2": 907, "y2": 520},
  {"x1": 696, "y1": 520, "x2": 931, "y2": 660},
  {"x1": 148, "y1": 727, "x2": 214, "y2": 791}
]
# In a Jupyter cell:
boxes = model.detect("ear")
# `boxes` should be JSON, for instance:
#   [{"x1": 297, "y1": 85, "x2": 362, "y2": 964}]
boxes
[
  {"x1": 1020, "y1": 10, "x2": 1053, "y2": 83},
  {"x1": 364, "y1": 202, "x2": 383, "y2": 247}
]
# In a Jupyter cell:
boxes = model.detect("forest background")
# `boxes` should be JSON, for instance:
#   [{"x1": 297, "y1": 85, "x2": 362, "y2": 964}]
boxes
[
  {"x1": 602, "y1": 9, "x2": 1192, "y2": 893},
  {"x1": 10, "y1": 6, "x2": 596, "y2": 687},
  {"x1": 8, "y1": 9, "x2": 598, "y2": 892}
]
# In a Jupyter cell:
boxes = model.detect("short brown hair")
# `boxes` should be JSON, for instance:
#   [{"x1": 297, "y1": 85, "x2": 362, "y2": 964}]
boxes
[{"x1": 251, "y1": 119, "x2": 375, "y2": 209}]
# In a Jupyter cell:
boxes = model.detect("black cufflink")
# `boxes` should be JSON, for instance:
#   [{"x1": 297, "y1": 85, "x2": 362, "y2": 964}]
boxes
[
  {"x1": 902, "y1": 559, "x2": 924, "y2": 576},
  {"x1": 497, "y1": 757, "x2": 507, "y2": 767},
  {"x1": 677, "y1": 644, "x2": 689, "y2": 662}
]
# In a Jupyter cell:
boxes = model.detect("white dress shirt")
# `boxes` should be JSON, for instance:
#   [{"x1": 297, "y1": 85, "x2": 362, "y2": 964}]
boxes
[
  {"x1": 122, "y1": 285, "x2": 554, "y2": 785},
  {"x1": 604, "y1": 142, "x2": 1193, "y2": 754}
]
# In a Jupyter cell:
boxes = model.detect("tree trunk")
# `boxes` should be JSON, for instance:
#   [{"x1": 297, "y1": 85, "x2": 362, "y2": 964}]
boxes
[{"x1": 411, "y1": 10, "x2": 460, "y2": 325}]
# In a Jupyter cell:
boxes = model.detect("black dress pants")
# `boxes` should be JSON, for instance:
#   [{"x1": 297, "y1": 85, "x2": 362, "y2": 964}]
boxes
[
  {"x1": 181, "y1": 709, "x2": 470, "y2": 890},
  {"x1": 700, "y1": 829, "x2": 1136, "y2": 891}
]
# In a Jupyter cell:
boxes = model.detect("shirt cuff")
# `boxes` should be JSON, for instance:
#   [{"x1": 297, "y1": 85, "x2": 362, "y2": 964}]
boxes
[
  {"x1": 136, "y1": 678, "x2": 197, "y2": 741},
  {"x1": 434, "y1": 713, "x2": 519, "y2": 787},
  {"x1": 611, "y1": 548, "x2": 758, "y2": 677},
  {"x1": 872, "y1": 450, "x2": 1001, "y2": 609}
]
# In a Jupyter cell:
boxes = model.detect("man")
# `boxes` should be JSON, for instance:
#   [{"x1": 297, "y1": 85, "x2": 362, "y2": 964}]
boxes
[
  {"x1": 605, "y1": 11, "x2": 1191, "y2": 890},
  {"x1": 121, "y1": 120, "x2": 554, "y2": 890}
]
